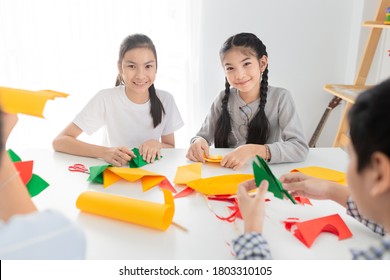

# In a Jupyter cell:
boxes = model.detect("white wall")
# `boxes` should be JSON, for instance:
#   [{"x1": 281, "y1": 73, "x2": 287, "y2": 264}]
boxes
[{"x1": 193, "y1": 0, "x2": 387, "y2": 147}]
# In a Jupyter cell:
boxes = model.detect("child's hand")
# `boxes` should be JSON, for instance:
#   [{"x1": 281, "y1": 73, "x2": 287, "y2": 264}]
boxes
[
  {"x1": 237, "y1": 179, "x2": 268, "y2": 233},
  {"x1": 186, "y1": 138, "x2": 209, "y2": 162},
  {"x1": 102, "y1": 146, "x2": 134, "y2": 167},
  {"x1": 139, "y1": 140, "x2": 162, "y2": 163},
  {"x1": 220, "y1": 145, "x2": 252, "y2": 170},
  {"x1": 279, "y1": 172, "x2": 334, "y2": 200}
]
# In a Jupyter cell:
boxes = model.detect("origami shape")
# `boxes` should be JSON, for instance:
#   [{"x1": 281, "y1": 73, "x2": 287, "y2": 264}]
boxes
[
  {"x1": 283, "y1": 214, "x2": 353, "y2": 248},
  {"x1": 186, "y1": 174, "x2": 254, "y2": 196},
  {"x1": 204, "y1": 154, "x2": 223, "y2": 163},
  {"x1": 0, "y1": 86, "x2": 68, "y2": 118},
  {"x1": 76, "y1": 189, "x2": 175, "y2": 231},
  {"x1": 291, "y1": 166, "x2": 347, "y2": 185},
  {"x1": 253, "y1": 155, "x2": 296, "y2": 204},
  {"x1": 173, "y1": 162, "x2": 202, "y2": 185},
  {"x1": 129, "y1": 147, "x2": 161, "y2": 168},
  {"x1": 87, "y1": 164, "x2": 171, "y2": 192},
  {"x1": 8, "y1": 149, "x2": 49, "y2": 197}
]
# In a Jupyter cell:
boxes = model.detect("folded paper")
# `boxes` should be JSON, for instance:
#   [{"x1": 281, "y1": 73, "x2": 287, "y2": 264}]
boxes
[
  {"x1": 283, "y1": 214, "x2": 353, "y2": 248},
  {"x1": 8, "y1": 149, "x2": 49, "y2": 197},
  {"x1": 76, "y1": 189, "x2": 174, "y2": 231},
  {"x1": 88, "y1": 164, "x2": 167, "y2": 191},
  {"x1": 204, "y1": 154, "x2": 223, "y2": 163},
  {"x1": 129, "y1": 147, "x2": 161, "y2": 168},
  {"x1": 253, "y1": 155, "x2": 296, "y2": 204},
  {"x1": 0, "y1": 87, "x2": 68, "y2": 118},
  {"x1": 291, "y1": 166, "x2": 347, "y2": 185},
  {"x1": 173, "y1": 163, "x2": 202, "y2": 185},
  {"x1": 186, "y1": 174, "x2": 253, "y2": 196}
]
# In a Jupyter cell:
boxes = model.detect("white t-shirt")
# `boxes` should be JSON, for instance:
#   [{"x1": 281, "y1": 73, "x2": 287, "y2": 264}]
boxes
[
  {"x1": 73, "y1": 85, "x2": 184, "y2": 147},
  {"x1": 0, "y1": 210, "x2": 86, "y2": 259}
]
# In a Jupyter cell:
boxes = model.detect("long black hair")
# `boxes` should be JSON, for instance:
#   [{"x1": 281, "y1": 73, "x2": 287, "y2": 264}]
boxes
[
  {"x1": 349, "y1": 78, "x2": 390, "y2": 172},
  {"x1": 115, "y1": 34, "x2": 165, "y2": 128},
  {"x1": 214, "y1": 33, "x2": 270, "y2": 147}
]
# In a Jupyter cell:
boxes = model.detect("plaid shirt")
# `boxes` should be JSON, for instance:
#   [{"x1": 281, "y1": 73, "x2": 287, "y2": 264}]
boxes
[{"x1": 232, "y1": 196, "x2": 389, "y2": 260}]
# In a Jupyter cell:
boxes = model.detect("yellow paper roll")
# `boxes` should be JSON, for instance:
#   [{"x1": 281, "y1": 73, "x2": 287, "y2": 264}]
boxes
[{"x1": 76, "y1": 189, "x2": 174, "y2": 231}]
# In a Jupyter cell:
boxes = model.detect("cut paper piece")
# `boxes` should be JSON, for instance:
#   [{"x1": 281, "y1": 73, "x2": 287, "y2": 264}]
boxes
[
  {"x1": 204, "y1": 154, "x2": 223, "y2": 163},
  {"x1": 88, "y1": 164, "x2": 166, "y2": 191},
  {"x1": 0, "y1": 87, "x2": 68, "y2": 118},
  {"x1": 129, "y1": 147, "x2": 162, "y2": 168},
  {"x1": 291, "y1": 166, "x2": 347, "y2": 186},
  {"x1": 294, "y1": 196, "x2": 312, "y2": 206},
  {"x1": 174, "y1": 187, "x2": 195, "y2": 198},
  {"x1": 173, "y1": 162, "x2": 202, "y2": 185},
  {"x1": 13, "y1": 160, "x2": 33, "y2": 185},
  {"x1": 76, "y1": 189, "x2": 174, "y2": 231},
  {"x1": 253, "y1": 155, "x2": 296, "y2": 204},
  {"x1": 186, "y1": 174, "x2": 254, "y2": 196},
  {"x1": 159, "y1": 178, "x2": 176, "y2": 193},
  {"x1": 283, "y1": 214, "x2": 353, "y2": 248},
  {"x1": 7, "y1": 149, "x2": 49, "y2": 197}
]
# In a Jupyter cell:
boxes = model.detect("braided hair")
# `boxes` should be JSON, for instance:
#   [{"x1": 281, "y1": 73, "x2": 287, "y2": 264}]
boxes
[
  {"x1": 214, "y1": 33, "x2": 270, "y2": 147},
  {"x1": 115, "y1": 34, "x2": 165, "y2": 128}
]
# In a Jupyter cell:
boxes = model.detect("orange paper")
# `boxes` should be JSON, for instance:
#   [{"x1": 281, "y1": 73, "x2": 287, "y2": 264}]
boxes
[
  {"x1": 173, "y1": 163, "x2": 202, "y2": 185},
  {"x1": 0, "y1": 87, "x2": 68, "y2": 118},
  {"x1": 204, "y1": 154, "x2": 223, "y2": 163},
  {"x1": 103, "y1": 167, "x2": 166, "y2": 191},
  {"x1": 291, "y1": 166, "x2": 347, "y2": 185},
  {"x1": 76, "y1": 189, "x2": 174, "y2": 231},
  {"x1": 186, "y1": 174, "x2": 254, "y2": 195}
]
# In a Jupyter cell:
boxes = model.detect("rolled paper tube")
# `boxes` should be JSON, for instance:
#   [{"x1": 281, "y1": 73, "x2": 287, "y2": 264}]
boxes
[{"x1": 76, "y1": 189, "x2": 175, "y2": 231}]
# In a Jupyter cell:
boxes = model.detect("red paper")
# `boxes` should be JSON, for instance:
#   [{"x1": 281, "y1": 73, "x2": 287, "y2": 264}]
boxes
[
  {"x1": 283, "y1": 214, "x2": 353, "y2": 248},
  {"x1": 13, "y1": 160, "x2": 33, "y2": 185},
  {"x1": 294, "y1": 196, "x2": 312, "y2": 206},
  {"x1": 159, "y1": 177, "x2": 176, "y2": 193},
  {"x1": 174, "y1": 187, "x2": 195, "y2": 198}
]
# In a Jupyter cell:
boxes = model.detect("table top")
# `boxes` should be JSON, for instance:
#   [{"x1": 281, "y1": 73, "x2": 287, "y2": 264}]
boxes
[{"x1": 21, "y1": 147, "x2": 381, "y2": 260}]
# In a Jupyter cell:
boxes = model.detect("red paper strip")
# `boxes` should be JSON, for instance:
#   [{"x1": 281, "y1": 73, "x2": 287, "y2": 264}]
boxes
[
  {"x1": 174, "y1": 187, "x2": 195, "y2": 198},
  {"x1": 159, "y1": 177, "x2": 177, "y2": 193}
]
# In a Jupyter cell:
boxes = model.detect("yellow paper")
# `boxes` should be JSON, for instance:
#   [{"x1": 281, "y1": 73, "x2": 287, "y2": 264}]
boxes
[
  {"x1": 187, "y1": 174, "x2": 254, "y2": 195},
  {"x1": 103, "y1": 167, "x2": 165, "y2": 190},
  {"x1": 76, "y1": 189, "x2": 174, "y2": 231},
  {"x1": 204, "y1": 154, "x2": 223, "y2": 163},
  {"x1": 0, "y1": 87, "x2": 68, "y2": 118},
  {"x1": 173, "y1": 163, "x2": 202, "y2": 184},
  {"x1": 291, "y1": 166, "x2": 347, "y2": 185}
]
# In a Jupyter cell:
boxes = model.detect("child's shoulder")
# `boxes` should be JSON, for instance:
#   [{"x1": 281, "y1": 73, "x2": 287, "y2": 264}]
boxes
[{"x1": 155, "y1": 88, "x2": 175, "y2": 101}]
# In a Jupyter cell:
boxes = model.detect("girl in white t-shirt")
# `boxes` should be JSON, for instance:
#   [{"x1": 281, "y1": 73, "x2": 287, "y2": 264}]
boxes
[{"x1": 53, "y1": 34, "x2": 184, "y2": 166}]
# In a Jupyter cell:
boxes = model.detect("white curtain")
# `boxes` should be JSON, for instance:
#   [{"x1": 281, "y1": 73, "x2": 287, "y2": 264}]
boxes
[{"x1": 0, "y1": 0, "x2": 201, "y2": 151}]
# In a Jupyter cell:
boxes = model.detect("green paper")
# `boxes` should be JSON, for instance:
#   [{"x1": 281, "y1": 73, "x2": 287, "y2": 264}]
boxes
[
  {"x1": 87, "y1": 164, "x2": 111, "y2": 184},
  {"x1": 26, "y1": 174, "x2": 49, "y2": 197},
  {"x1": 252, "y1": 155, "x2": 296, "y2": 204},
  {"x1": 7, "y1": 149, "x2": 21, "y2": 162},
  {"x1": 129, "y1": 147, "x2": 161, "y2": 168}
]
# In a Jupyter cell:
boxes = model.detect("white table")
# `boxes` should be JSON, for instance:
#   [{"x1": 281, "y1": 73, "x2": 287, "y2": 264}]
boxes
[{"x1": 21, "y1": 148, "x2": 381, "y2": 259}]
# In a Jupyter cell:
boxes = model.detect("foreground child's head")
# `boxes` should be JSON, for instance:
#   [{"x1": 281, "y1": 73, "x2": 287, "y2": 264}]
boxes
[{"x1": 347, "y1": 78, "x2": 390, "y2": 225}]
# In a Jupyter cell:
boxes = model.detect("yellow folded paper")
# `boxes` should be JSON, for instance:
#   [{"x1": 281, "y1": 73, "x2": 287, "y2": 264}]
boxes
[
  {"x1": 291, "y1": 166, "x2": 346, "y2": 185},
  {"x1": 173, "y1": 162, "x2": 202, "y2": 185},
  {"x1": 103, "y1": 167, "x2": 165, "y2": 191},
  {"x1": 187, "y1": 174, "x2": 254, "y2": 195},
  {"x1": 0, "y1": 87, "x2": 68, "y2": 117},
  {"x1": 76, "y1": 189, "x2": 174, "y2": 231}
]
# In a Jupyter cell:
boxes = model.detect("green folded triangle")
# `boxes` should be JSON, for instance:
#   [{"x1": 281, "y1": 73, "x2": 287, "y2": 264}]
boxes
[
  {"x1": 7, "y1": 149, "x2": 21, "y2": 162},
  {"x1": 129, "y1": 147, "x2": 162, "y2": 168},
  {"x1": 87, "y1": 164, "x2": 111, "y2": 184},
  {"x1": 26, "y1": 174, "x2": 49, "y2": 197},
  {"x1": 252, "y1": 155, "x2": 296, "y2": 204}
]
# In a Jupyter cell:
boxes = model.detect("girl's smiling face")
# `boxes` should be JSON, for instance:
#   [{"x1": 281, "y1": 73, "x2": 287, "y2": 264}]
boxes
[
  {"x1": 222, "y1": 47, "x2": 267, "y2": 99},
  {"x1": 118, "y1": 47, "x2": 157, "y2": 96}
]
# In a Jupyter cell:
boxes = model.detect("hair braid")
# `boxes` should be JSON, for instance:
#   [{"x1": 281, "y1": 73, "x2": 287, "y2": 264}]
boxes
[
  {"x1": 247, "y1": 68, "x2": 270, "y2": 144},
  {"x1": 214, "y1": 79, "x2": 232, "y2": 147}
]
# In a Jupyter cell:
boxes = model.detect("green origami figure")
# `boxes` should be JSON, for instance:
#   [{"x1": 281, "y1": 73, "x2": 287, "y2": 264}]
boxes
[
  {"x1": 129, "y1": 147, "x2": 161, "y2": 168},
  {"x1": 252, "y1": 155, "x2": 296, "y2": 204}
]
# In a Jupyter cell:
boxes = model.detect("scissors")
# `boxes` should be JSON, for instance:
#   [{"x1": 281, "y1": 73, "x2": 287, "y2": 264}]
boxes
[{"x1": 68, "y1": 163, "x2": 90, "y2": 174}]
